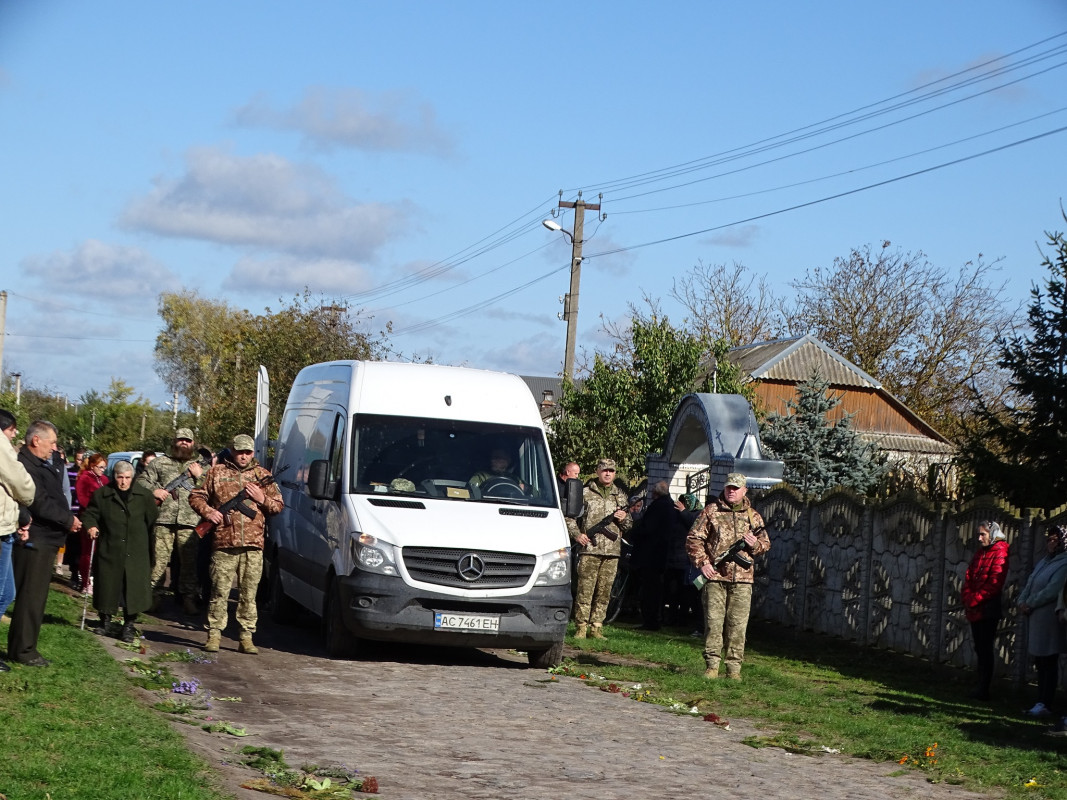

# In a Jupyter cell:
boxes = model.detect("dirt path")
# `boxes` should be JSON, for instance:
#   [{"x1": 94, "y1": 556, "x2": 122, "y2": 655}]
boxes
[{"x1": 107, "y1": 608, "x2": 997, "y2": 800}]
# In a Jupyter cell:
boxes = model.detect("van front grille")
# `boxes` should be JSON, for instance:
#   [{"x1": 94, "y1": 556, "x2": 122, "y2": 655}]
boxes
[{"x1": 402, "y1": 547, "x2": 536, "y2": 589}]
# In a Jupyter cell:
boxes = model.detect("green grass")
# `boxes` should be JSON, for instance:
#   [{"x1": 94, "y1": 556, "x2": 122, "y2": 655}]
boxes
[
  {"x1": 564, "y1": 618, "x2": 1067, "y2": 798},
  {"x1": 0, "y1": 588, "x2": 231, "y2": 800}
]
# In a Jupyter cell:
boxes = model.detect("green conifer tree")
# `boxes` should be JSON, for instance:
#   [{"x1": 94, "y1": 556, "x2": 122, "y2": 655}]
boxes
[{"x1": 760, "y1": 370, "x2": 887, "y2": 499}]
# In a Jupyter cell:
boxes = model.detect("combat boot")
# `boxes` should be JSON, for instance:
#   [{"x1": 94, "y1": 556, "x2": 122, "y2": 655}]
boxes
[
  {"x1": 703, "y1": 657, "x2": 720, "y2": 679},
  {"x1": 238, "y1": 632, "x2": 259, "y2": 655},
  {"x1": 590, "y1": 624, "x2": 606, "y2": 640},
  {"x1": 573, "y1": 624, "x2": 588, "y2": 639},
  {"x1": 203, "y1": 630, "x2": 221, "y2": 653}
]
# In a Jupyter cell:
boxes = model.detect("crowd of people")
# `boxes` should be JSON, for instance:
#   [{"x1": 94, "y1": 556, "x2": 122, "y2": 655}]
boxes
[
  {"x1": 3, "y1": 413, "x2": 1067, "y2": 735},
  {"x1": 0, "y1": 415, "x2": 282, "y2": 667},
  {"x1": 562, "y1": 458, "x2": 1067, "y2": 733}
]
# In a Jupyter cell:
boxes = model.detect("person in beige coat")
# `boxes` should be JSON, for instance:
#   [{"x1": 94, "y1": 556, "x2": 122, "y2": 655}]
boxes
[{"x1": 0, "y1": 410, "x2": 35, "y2": 671}]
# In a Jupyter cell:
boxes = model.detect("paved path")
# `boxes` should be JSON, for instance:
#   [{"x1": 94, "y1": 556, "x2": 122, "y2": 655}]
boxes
[{"x1": 112, "y1": 609, "x2": 997, "y2": 800}]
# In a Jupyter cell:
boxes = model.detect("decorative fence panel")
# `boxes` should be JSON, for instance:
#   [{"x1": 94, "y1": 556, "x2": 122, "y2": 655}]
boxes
[{"x1": 750, "y1": 487, "x2": 1053, "y2": 685}]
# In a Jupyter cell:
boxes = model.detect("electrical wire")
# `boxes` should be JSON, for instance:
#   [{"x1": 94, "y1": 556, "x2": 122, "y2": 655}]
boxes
[
  {"x1": 569, "y1": 31, "x2": 1067, "y2": 195},
  {"x1": 583, "y1": 124, "x2": 1067, "y2": 261}
]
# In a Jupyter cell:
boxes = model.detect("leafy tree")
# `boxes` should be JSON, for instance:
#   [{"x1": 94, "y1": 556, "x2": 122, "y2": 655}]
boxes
[
  {"x1": 154, "y1": 289, "x2": 389, "y2": 446},
  {"x1": 760, "y1": 370, "x2": 888, "y2": 500},
  {"x1": 957, "y1": 223, "x2": 1067, "y2": 509},
  {"x1": 549, "y1": 314, "x2": 749, "y2": 480},
  {"x1": 670, "y1": 259, "x2": 786, "y2": 346},
  {"x1": 785, "y1": 242, "x2": 1013, "y2": 438}
]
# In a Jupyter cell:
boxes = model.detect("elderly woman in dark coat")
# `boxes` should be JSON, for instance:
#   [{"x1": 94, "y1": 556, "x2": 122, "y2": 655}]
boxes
[{"x1": 80, "y1": 460, "x2": 159, "y2": 642}]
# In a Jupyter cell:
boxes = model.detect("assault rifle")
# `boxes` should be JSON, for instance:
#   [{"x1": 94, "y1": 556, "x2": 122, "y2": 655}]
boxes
[
  {"x1": 194, "y1": 472, "x2": 279, "y2": 538},
  {"x1": 159, "y1": 456, "x2": 213, "y2": 503}
]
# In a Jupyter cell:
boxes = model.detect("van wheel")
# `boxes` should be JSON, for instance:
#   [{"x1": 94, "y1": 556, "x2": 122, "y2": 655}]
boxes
[
  {"x1": 527, "y1": 639, "x2": 564, "y2": 669},
  {"x1": 266, "y1": 558, "x2": 298, "y2": 625},
  {"x1": 324, "y1": 581, "x2": 358, "y2": 659}
]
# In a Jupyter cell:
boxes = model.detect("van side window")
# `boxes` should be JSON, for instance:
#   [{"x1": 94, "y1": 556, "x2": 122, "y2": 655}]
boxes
[{"x1": 328, "y1": 413, "x2": 345, "y2": 485}]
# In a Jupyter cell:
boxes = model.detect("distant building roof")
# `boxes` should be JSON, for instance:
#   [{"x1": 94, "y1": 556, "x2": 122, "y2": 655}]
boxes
[
  {"x1": 730, "y1": 334, "x2": 882, "y2": 389},
  {"x1": 520, "y1": 375, "x2": 562, "y2": 407}
]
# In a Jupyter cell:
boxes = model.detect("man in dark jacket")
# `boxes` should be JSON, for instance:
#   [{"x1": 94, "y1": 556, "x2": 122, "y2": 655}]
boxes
[
  {"x1": 9, "y1": 420, "x2": 81, "y2": 666},
  {"x1": 630, "y1": 481, "x2": 681, "y2": 631}
]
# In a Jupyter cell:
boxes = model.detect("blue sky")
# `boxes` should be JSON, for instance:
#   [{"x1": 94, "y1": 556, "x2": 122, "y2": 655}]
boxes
[{"x1": 1, "y1": 1, "x2": 1065, "y2": 408}]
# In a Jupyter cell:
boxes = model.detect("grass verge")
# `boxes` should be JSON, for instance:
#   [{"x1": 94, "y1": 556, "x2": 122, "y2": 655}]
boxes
[
  {"x1": 0, "y1": 585, "x2": 231, "y2": 800},
  {"x1": 564, "y1": 617, "x2": 1067, "y2": 800}
]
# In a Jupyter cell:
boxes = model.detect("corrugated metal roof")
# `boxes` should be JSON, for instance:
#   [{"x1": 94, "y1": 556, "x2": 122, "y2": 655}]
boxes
[
  {"x1": 858, "y1": 432, "x2": 956, "y2": 456},
  {"x1": 730, "y1": 335, "x2": 881, "y2": 389},
  {"x1": 520, "y1": 375, "x2": 563, "y2": 406}
]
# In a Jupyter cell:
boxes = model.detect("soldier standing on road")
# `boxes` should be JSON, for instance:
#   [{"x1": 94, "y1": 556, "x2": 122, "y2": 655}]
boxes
[
  {"x1": 567, "y1": 458, "x2": 632, "y2": 640},
  {"x1": 137, "y1": 427, "x2": 205, "y2": 615},
  {"x1": 686, "y1": 472, "x2": 770, "y2": 680},
  {"x1": 190, "y1": 435, "x2": 283, "y2": 655}
]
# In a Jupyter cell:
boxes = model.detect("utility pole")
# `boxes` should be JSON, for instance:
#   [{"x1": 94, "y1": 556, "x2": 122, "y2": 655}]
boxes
[
  {"x1": 556, "y1": 192, "x2": 601, "y2": 383},
  {"x1": 171, "y1": 391, "x2": 179, "y2": 430},
  {"x1": 0, "y1": 291, "x2": 6, "y2": 391}
]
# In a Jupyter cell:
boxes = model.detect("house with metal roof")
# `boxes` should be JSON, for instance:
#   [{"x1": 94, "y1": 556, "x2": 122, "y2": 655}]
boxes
[{"x1": 727, "y1": 334, "x2": 956, "y2": 489}]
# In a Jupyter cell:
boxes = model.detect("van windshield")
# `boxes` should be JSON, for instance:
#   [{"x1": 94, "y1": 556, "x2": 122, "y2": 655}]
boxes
[{"x1": 352, "y1": 414, "x2": 557, "y2": 507}]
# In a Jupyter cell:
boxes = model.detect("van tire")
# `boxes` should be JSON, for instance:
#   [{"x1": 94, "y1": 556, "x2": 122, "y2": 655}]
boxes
[
  {"x1": 527, "y1": 638, "x2": 564, "y2": 669},
  {"x1": 324, "y1": 580, "x2": 358, "y2": 659},
  {"x1": 266, "y1": 558, "x2": 298, "y2": 625}
]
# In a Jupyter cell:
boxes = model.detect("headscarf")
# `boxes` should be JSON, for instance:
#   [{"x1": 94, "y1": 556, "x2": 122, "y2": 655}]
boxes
[
  {"x1": 1046, "y1": 524, "x2": 1067, "y2": 556},
  {"x1": 979, "y1": 520, "x2": 1006, "y2": 543}
]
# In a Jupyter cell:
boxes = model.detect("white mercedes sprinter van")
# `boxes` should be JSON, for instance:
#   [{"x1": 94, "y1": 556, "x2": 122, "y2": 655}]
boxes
[{"x1": 263, "y1": 360, "x2": 572, "y2": 667}]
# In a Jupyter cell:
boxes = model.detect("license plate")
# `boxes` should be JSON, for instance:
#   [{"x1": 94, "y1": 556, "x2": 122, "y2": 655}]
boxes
[{"x1": 433, "y1": 612, "x2": 500, "y2": 633}]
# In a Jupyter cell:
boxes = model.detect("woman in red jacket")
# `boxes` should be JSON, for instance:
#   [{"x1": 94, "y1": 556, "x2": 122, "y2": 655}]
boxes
[
  {"x1": 74, "y1": 453, "x2": 109, "y2": 593},
  {"x1": 961, "y1": 520, "x2": 1010, "y2": 701}
]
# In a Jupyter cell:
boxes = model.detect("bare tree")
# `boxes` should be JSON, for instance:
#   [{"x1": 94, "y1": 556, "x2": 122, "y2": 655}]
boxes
[
  {"x1": 785, "y1": 242, "x2": 1016, "y2": 437},
  {"x1": 670, "y1": 260, "x2": 786, "y2": 346}
]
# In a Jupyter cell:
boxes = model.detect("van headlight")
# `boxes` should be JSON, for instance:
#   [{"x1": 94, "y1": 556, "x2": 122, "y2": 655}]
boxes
[
  {"x1": 351, "y1": 533, "x2": 399, "y2": 576},
  {"x1": 534, "y1": 547, "x2": 570, "y2": 586}
]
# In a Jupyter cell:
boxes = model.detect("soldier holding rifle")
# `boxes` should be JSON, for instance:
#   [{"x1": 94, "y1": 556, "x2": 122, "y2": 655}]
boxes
[
  {"x1": 686, "y1": 472, "x2": 770, "y2": 681},
  {"x1": 137, "y1": 427, "x2": 208, "y2": 614},
  {"x1": 566, "y1": 458, "x2": 632, "y2": 640},
  {"x1": 190, "y1": 435, "x2": 283, "y2": 655}
]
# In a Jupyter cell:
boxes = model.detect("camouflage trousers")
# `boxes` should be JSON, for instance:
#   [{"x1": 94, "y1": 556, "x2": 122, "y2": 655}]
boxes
[
  {"x1": 207, "y1": 547, "x2": 263, "y2": 636},
  {"x1": 702, "y1": 581, "x2": 753, "y2": 675},
  {"x1": 150, "y1": 525, "x2": 200, "y2": 599},
  {"x1": 573, "y1": 554, "x2": 618, "y2": 627}
]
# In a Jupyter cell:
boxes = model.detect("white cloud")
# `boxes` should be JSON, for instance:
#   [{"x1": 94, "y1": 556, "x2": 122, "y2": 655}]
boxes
[
  {"x1": 120, "y1": 147, "x2": 414, "y2": 260},
  {"x1": 222, "y1": 255, "x2": 376, "y2": 296},
  {"x1": 233, "y1": 87, "x2": 456, "y2": 156},
  {"x1": 705, "y1": 224, "x2": 760, "y2": 248},
  {"x1": 479, "y1": 332, "x2": 562, "y2": 377},
  {"x1": 483, "y1": 306, "x2": 555, "y2": 328},
  {"x1": 21, "y1": 239, "x2": 180, "y2": 307}
]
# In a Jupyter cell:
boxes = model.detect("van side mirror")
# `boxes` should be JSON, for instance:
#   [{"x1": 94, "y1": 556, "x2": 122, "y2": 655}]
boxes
[
  {"x1": 563, "y1": 477, "x2": 584, "y2": 519},
  {"x1": 307, "y1": 459, "x2": 336, "y2": 500}
]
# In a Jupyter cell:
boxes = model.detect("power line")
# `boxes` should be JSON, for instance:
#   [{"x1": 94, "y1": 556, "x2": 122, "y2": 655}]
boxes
[
  {"x1": 569, "y1": 31, "x2": 1067, "y2": 196},
  {"x1": 583, "y1": 125, "x2": 1067, "y2": 261}
]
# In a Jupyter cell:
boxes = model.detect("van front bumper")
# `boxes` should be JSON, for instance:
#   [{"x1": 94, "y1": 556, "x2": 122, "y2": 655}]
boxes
[{"x1": 337, "y1": 571, "x2": 571, "y2": 649}]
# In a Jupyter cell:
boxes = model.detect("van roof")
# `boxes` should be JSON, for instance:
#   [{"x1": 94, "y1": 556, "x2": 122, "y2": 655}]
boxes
[{"x1": 289, "y1": 361, "x2": 545, "y2": 427}]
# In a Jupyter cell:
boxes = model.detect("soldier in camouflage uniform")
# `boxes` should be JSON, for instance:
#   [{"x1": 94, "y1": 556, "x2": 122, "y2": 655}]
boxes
[
  {"x1": 189, "y1": 434, "x2": 283, "y2": 655},
  {"x1": 566, "y1": 458, "x2": 632, "y2": 640},
  {"x1": 686, "y1": 472, "x2": 770, "y2": 680},
  {"x1": 137, "y1": 428, "x2": 206, "y2": 615}
]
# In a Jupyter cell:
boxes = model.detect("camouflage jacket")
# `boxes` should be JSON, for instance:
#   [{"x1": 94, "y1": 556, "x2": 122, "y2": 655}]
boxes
[
  {"x1": 189, "y1": 458, "x2": 283, "y2": 550},
  {"x1": 135, "y1": 454, "x2": 203, "y2": 527},
  {"x1": 685, "y1": 493, "x2": 769, "y2": 584},
  {"x1": 566, "y1": 479, "x2": 633, "y2": 558}
]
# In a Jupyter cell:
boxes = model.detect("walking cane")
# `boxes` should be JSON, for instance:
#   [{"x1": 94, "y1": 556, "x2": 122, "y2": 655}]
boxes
[{"x1": 80, "y1": 536, "x2": 96, "y2": 631}]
